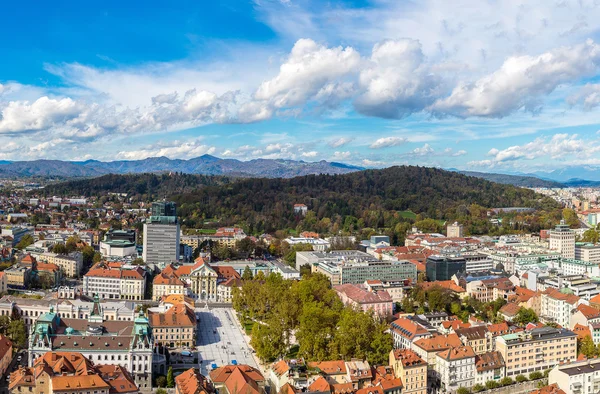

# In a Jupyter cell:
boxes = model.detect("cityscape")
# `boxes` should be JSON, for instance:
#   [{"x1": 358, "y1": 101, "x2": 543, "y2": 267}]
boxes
[{"x1": 4, "y1": 2, "x2": 600, "y2": 394}]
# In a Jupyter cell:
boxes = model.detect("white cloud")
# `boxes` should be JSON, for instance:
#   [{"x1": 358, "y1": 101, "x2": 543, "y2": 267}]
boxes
[
  {"x1": 301, "y1": 151, "x2": 318, "y2": 157},
  {"x1": 431, "y1": 40, "x2": 600, "y2": 117},
  {"x1": 355, "y1": 39, "x2": 443, "y2": 118},
  {"x1": 567, "y1": 83, "x2": 600, "y2": 110},
  {"x1": 369, "y1": 136, "x2": 407, "y2": 149},
  {"x1": 328, "y1": 137, "x2": 353, "y2": 148},
  {"x1": 332, "y1": 151, "x2": 351, "y2": 160},
  {"x1": 411, "y1": 143, "x2": 434, "y2": 156},
  {"x1": 362, "y1": 159, "x2": 385, "y2": 167},
  {"x1": 0, "y1": 97, "x2": 83, "y2": 133},
  {"x1": 118, "y1": 139, "x2": 216, "y2": 160},
  {"x1": 452, "y1": 149, "x2": 467, "y2": 157}
]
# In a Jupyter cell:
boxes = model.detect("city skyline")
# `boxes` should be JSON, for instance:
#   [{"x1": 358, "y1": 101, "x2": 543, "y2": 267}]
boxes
[{"x1": 2, "y1": 1, "x2": 600, "y2": 172}]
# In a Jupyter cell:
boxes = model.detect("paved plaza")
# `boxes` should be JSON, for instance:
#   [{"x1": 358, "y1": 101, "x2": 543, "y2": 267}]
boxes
[{"x1": 195, "y1": 307, "x2": 259, "y2": 376}]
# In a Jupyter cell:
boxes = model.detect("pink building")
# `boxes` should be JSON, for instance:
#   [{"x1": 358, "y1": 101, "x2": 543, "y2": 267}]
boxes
[{"x1": 334, "y1": 283, "x2": 393, "y2": 317}]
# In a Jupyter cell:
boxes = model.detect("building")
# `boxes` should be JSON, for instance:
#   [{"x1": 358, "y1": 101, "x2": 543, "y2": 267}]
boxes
[
  {"x1": 28, "y1": 297, "x2": 156, "y2": 390},
  {"x1": 314, "y1": 258, "x2": 417, "y2": 286},
  {"x1": 293, "y1": 204, "x2": 308, "y2": 216},
  {"x1": 285, "y1": 237, "x2": 330, "y2": 251},
  {"x1": 574, "y1": 243, "x2": 600, "y2": 263},
  {"x1": 495, "y1": 327, "x2": 577, "y2": 377},
  {"x1": 498, "y1": 302, "x2": 521, "y2": 322},
  {"x1": 149, "y1": 302, "x2": 196, "y2": 348},
  {"x1": 549, "y1": 221, "x2": 575, "y2": 259},
  {"x1": 454, "y1": 326, "x2": 493, "y2": 355},
  {"x1": 83, "y1": 264, "x2": 146, "y2": 301},
  {"x1": 143, "y1": 201, "x2": 180, "y2": 264},
  {"x1": 425, "y1": 256, "x2": 466, "y2": 281},
  {"x1": 0, "y1": 335, "x2": 12, "y2": 378},
  {"x1": 549, "y1": 357, "x2": 600, "y2": 394},
  {"x1": 447, "y1": 222, "x2": 464, "y2": 238},
  {"x1": 474, "y1": 351, "x2": 505, "y2": 386},
  {"x1": 175, "y1": 368, "x2": 214, "y2": 394},
  {"x1": 209, "y1": 365, "x2": 266, "y2": 394},
  {"x1": 9, "y1": 352, "x2": 138, "y2": 394},
  {"x1": 389, "y1": 318, "x2": 431, "y2": 349},
  {"x1": 435, "y1": 346, "x2": 476, "y2": 393},
  {"x1": 5, "y1": 265, "x2": 30, "y2": 289},
  {"x1": 411, "y1": 334, "x2": 462, "y2": 386},
  {"x1": 388, "y1": 349, "x2": 427, "y2": 394},
  {"x1": 217, "y1": 278, "x2": 242, "y2": 303},
  {"x1": 152, "y1": 272, "x2": 187, "y2": 301},
  {"x1": 100, "y1": 230, "x2": 137, "y2": 258},
  {"x1": 39, "y1": 252, "x2": 83, "y2": 278},
  {"x1": 363, "y1": 280, "x2": 409, "y2": 303},
  {"x1": 268, "y1": 359, "x2": 308, "y2": 392},
  {"x1": 541, "y1": 288, "x2": 581, "y2": 327},
  {"x1": 36, "y1": 262, "x2": 62, "y2": 288},
  {"x1": 334, "y1": 283, "x2": 393, "y2": 317}
]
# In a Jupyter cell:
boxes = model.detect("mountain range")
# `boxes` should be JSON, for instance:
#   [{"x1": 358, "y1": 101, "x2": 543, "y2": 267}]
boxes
[{"x1": 0, "y1": 155, "x2": 363, "y2": 178}]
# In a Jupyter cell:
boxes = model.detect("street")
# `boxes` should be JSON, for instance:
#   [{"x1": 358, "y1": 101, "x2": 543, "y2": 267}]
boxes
[
  {"x1": 0, "y1": 350, "x2": 27, "y2": 394},
  {"x1": 194, "y1": 307, "x2": 259, "y2": 376}
]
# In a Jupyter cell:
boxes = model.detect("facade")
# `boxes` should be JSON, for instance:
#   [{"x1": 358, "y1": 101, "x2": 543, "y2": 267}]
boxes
[
  {"x1": 143, "y1": 201, "x2": 180, "y2": 264},
  {"x1": 425, "y1": 256, "x2": 466, "y2": 281},
  {"x1": 152, "y1": 272, "x2": 186, "y2": 301},
  {"x1": 27, "y1": 297, "x2": 156, "y2": 391},
  {"x1": 313, "y1": 259, "x2": 417, "y2": 286},
  {"x1": 454, "y1": 326, "x2": 493, "y2": 355},
  {"x1": 574, "y1": 243, "x2": 600, "y2": 263},
  {"x1": 39, "y1": 252, "x2": 83, "y2": 278},
  {"x1": 389, "y1": 318, "x2": 431, "y2": 349},
  {"x1": 549, "y1": 357, "x2": 600, "y2": 394},
  {"x1": 549, "y1": 221, "x2": 575, "y2": 259},
  {"x1": 5, "y1": 265, "x2": 30, "y2": 289},
  {"x1": 149, "y1": 303, "x2": 196, "y2": 348},
  {"x1": 268, "y1": 359, "x2": 308, "y2": 392},
  {"x1": 334, "y1": 284, "x2": 393, "y2": 317},
  {"x1": 474, "y1": 351, "x2": 505, "y2": 386},
  {"x1": 389, "y1": 349, "x2": 427, "y2": 394},
  {"x1": 411, "y1": 334, "x2": 462, "y2": 387},
  {"x1": 495, "y1": 327, "x2": 577, "y2": 377},
  {"x1": 0, "y1": 335, "x2": 12, "y2": 378},
  {"x1": 435, "y1": 346, "x2": 476, "y2": 394},
  {"x1": 83, "y1": 265, "x2": 146, "y2": 301},
  {"x1": 216, "y1": 278, "x2": 242, "y2": 303},
  {"x1": 541, "y1": 288, "x2": 581, "y2": 327},
  {"x1": 447, "y1": 222, "x2": 464, "y2": 238}
]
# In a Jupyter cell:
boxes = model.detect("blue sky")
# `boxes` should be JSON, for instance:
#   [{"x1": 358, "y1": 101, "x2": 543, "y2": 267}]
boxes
[{"x1": 3, "y1": 0, "x2": 600, "y2": 172}]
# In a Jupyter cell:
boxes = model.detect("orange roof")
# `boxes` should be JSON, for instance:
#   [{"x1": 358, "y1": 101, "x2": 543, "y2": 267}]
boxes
[
  {"x1": 499, "y1": 302, "x2": 521, "y2": 317},
  {"x1": 307, "y1": 360, "x2": 347, "y2": 375},
  {"x1": 391, "y1": 349, "x2": 426, "y2": 367},
  {"x1": 149, "y1": 303, "x2": 196, "y2": 328},
  {"x1": 153, "y1": 272, "x2": 185, "y2": 286},
  {"x1": 543, "y1": 288, "x2": 580, "y2": 305},
  {"x1": 419, "y1": 280, "x2": 465, "y2": 294},
  {"x1": 279, "y1": 383, "x2": 297, "y2": 394},
  {"x1": 390, "y1": 318, "x2": 430, "y2": 340},
  {"x1": 414, "y1": 334, "x2": 462, "y2": 352},
  {"x1": 529, "y1": 384, "x2": 566, "y2": 394},
  {"x1": 37, "y1": 262, "x2": 60, "y2": 272},
  {"x1": 577, "y1": 304, "x2": 600, "y2": 320},
  {"x1": 487, "y1": 322, "x2": 510, "y2": 336},
  {"x1": 209, "y1": 365, "x2": 264, "y2": 394},
  {"x1": 175, "y1": 368, "x2": 211, "y2": 394},
  {"x1": 52, "y1": 374, "x2": 110, "y2": 391},
  {"x1": 441, "y1": 320, "x2": 471, "y2": 331},
  {"x1": 214, "y1": 266, "x2": 241, "y2": 280},
  {"x1": 437, "y1": 345, "x2": 476, "y2": 361},
  {"x1": 331, "y1": 383, "x2": 354, "y2": 394},
  {"x1": 272, "y1": 360, "x2": 290, "y2": 377},
  {"x1": 308, "y1": 376, "x2": 331, "y2": 393},
  {"x1": 573, "y1": 323, "x2": 592, "y2": 341},
  {"x1": 0, "y1": 335, "x2": 12, "y2": 362},
  {"x1": 590, "y1": 293, "x2": 600, "y2": 304},
  {"x1": 356, "y1": 388, "x2": 383, "y2": 394},
  {"x1": 95, "y1": 364, "x2": 138, "y2": 394},
  {"x1": 85, "y1": 268, "x2": 121, "y2": 279}
]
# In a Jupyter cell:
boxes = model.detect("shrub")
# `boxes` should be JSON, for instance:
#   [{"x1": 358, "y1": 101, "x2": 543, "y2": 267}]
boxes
[
  {"x1": 499, "y1": 377, "x2": 514, "y2": 386},
  {"x1": 472, "y1": 384, "x2": 485, "y2": 393},
  {"x1": 457, "y1": 387, "x2": 471, "y2": 394},
  {"x1": 485, "y1": 381, "x2": 499, "y2": 390},
  {"x1": 529, "y1": 371, "x2": 543, "y2": 380},
  {"x1": 515, "y1": 374, "x2": 528, "y2": 383}
]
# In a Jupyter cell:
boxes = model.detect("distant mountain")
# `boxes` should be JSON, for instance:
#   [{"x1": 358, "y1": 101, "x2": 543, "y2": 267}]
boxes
[
  {"x1": 0, "y1": 155, "x2": 364, "y2": 178},
  {"x1": 458, "y1": 171, "x2": 564, "y2": 188},
  {"x1": 531, "y1": 166, "x2": 600, "y2": 182}
]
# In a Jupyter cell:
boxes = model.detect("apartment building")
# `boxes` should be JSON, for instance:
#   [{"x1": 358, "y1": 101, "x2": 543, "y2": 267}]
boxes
[
  {"x1": 268, "y1": 359, "x2": 308, "y2": 392},
  {"x1": 314, "y1": 259, "x2": 417, "y2": 286},
  {"x1": 149, "y1": 303, "x2": 196, "y2": 348},
  {"x1": 549, "y1": 221, "x2": 575, "y2": 259},
  {"x1": 83, "y1": 265, "x2": 146, "y2": 300},
  {"x1": 495, "y1": 327, "x2": 577, "y2": 377},
  {"x1": 39, "y1": 252, "x2": 83, "y2": 278},
  {"x1": 541, "y1": 288, "x2": 581, "y2": 327},
  {"x1": 152, "y1": 272, "x2": 186, "y2": 301},
  {"x1": 455, "y1": 326, "x2": 493, "y2": 355},
  {"x1": 389, "y1": 349, "x2": 427, "y2": 394},
  {"x1": 466, "y1": 277, "x2": 515, "y2": 303},
  {"x1": 334, "y1": 283, "x2": 393, "y2": 317},
  {"x1": 412, "y1": 334, "x2": 462, "y2": 386},
  {"x1": 389, "y1": 318, "x2": 431, "y2": 349},
  {"x1": 549, "y1": 357, "x2": 600, "y2": 394},
  {"x1": 435, "y1": 346, "x2": 476, "y2": 393},
  {"x1": 209, "y1": 365, "x2": 266, "y2": 394},
  {"x1": 4, "y1": 265, "x2": 30, "y2": 289},
  {"x1": 574, "y1": 243, "x2": 600, "y2": 263},
  {"x1": 474, "y1": 351, "x2": 505, "y2": 386}
]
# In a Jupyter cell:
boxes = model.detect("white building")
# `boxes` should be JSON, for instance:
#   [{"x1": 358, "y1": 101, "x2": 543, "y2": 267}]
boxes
[
  {"x1": 549, "y1": 220, "x2": 575, "y2": 259},
  {"x1": 549, "y1": 357, "x2": 600, "y2": 394},
  {"x1": 143, "y1": 221, "x2": 180, "y2": 263},
  {"x1": 285, "y1": 237, "x2": 330, "y2": 251},
  {"x1": 435, "y1": 346, "x2": 476, "y2": 393},
  {"x1": 541, "y1": 288, "x2": 581, "y2": 327},
  {"x1": 83, "y1": 266, "x2": 146, "y2": 301},
  {"x1": 447, "y1": 222, "x2": 464, "y2": 238},
  {"x1": 574, "y1": 243, "x2": 600, "y2": 264},
  {"x1": 474, "y1": 351, "x2": 505, "y2": 386}
]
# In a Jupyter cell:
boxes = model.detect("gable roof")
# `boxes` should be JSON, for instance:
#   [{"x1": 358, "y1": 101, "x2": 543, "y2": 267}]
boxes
[
  {"x1": 576, "y1": 304, "x2": 600, "y2": 320},
  {"x1": 499, "y1": 302, "x2": 521, "y2": 317},
  {"x1": 390, "y1": 318, "x2": 429, "y2": 341},
  {"x1": 413, "y1": 334, "x2": 462, "y2": 352},
  {"x1": 436, "y1": 345, "x2": 476, "y2": 361}
]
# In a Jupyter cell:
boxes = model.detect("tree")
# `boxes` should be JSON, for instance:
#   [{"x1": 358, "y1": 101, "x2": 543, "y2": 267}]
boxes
[
  {"x1": 242, "y1": 266, "x2": 253, "y2": 281},
  {"x1": 457, "y1": 388, "x2": 470, "y2": 394},
  {"x1": 156, "y1": 377, "x2": 167, "y2": 388},
  {"x1": 513, "y1": 307, "x2": 538, "y2": 325},
  {"x1": 157, "y1": 388, "x2": 168, "y2": 394},
  {"x1": 15, "y1": 234, "x2": 34, "y2": 250},
  {"x1": 236, "y1": 237, "x2": 256, "y2": 257},
  {"x1": 515, "y1": 375, "x2": 528, "y2": 383},
  {"x1": 7, "y1": 319, "x2": 26, "y2": 348},
  {"x1": 166, "y1": 367, "x2": 174, "y2": 388},
  {"x1": 52, "y1": 243, "x2": 67, "y2": 255},
  {"x1": 65, "y1": 236, "x2": 80, "y2": 253},
  {"x1": 82, "y1": 245, "x2": 95, "y2": 266},
  {"x1": 131, "y1": 258, "x2": 145, "y2": 265},
  {"x1": 93, "y1": 252, "x2": 102, "y2": 263},
  {"x1": 485, "y1": 381, "x2": 499, "y2": 390},
  {"x1": 582, "y1": 229, "x2": 600, "y2": 243},
  {"x1": 499, "y1": 377, "x2": 514, "y2": 386},
  {"x1": 529, "y1": 371, "x2": 543, "y2": 380},
  {"x1": 578, "y1": 335, "x2": 597, "y2": 358}
]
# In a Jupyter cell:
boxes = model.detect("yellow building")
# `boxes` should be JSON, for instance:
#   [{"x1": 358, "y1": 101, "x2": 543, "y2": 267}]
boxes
[{"x1": 389, "y1": 349, "x2": 427, "y2": 394}]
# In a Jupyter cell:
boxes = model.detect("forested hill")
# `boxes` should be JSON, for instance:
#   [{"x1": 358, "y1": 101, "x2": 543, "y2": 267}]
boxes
[
  {"x1": 458, "y1": 171, "x2": 564, "y2": 188},
  {"x1": 41, "y1": 166, "x2": 561, "y2": 236}
]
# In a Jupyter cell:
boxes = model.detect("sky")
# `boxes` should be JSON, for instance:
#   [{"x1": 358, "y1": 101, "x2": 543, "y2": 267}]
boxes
[{"x1": 3, "y1": 0, "x2": 600, "y2": 172}]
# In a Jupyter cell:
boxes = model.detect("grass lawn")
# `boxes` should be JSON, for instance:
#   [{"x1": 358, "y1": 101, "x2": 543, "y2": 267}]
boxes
[
  {"x1": 195, "y1": 228, "x2": 217, "y2": 234},
  {"x1": 398, "y1": 210, "x2": 417, "y2": 219}
]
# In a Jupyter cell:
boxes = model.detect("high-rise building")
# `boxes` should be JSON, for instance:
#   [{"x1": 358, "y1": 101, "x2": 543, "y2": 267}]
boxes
[
  {"x1": 143, "y1": 201, "x2": 180, "y2": 264},
  {"x1": 446, "y1": 222, "x2": 464, "y2": 237},
  {"x1": 549, "y1": 220, "x2": 575, "y2": 259},
  {"x1": 425, "y1": 256, "x2": 466, "y2": 281}
]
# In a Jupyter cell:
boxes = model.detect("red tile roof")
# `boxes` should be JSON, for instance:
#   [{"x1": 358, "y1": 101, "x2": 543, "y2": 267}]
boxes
[
  {"x1": 175, "y1": 367, "x2": 212, "y2": 394},
  {"x1": 390, "y1": 318, "x2": 430, "y2": 341},
  {"x1": 334, "y1": 284, "x2": 392, "y2": 304},
  {"x1": 499, "y1": 302, "x2": 521, "y2": 317},
  {"x1": 577, "y1": 304, "x2": 600, "y2": 320},
  {"x1": 529, "y1": 384, "x2": 566, "y2": 394},
  {"x1": 413, "y1": 334, "x2": 462, "y2": 352},
  {"x1": 391, "y1": 349, "x2": 426, "y2": 367},
  {"x1": 436, "y1": 345, "x2": 476, "y2": 361}
]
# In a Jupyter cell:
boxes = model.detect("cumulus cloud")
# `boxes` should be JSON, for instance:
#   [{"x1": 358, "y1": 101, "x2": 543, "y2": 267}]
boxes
[
  {"x1": 301, "y1": 151, "x2": 318, "y2": 157},
  {"x1": 431, "y1": 40, "x2": 600, "y2": 117},
  {"x1": 369, "y1": 136, "x2": 407, "y2": 149},
  {"x1": 355, "y1": 39, "x2": 443, "y2": 118},
  {"x1": 410, "y1": 143, "x2": 434, "y2": 156},
  {"x1": 332, "y1": 151, "x2": 351, "y2": 160},
  {"x1": 0, "y1": 97, "x2": 83, "y2": 134},
  {"x1": 469, "y1": 134, "x2": 597, "y2": 168},
  {"x1": 118, "y1": 139, "x2": 216, "y2": 160},
  {"x1": 567, "y1": 83, "x2": 600, "y2": 110},
  {"x1": 328, "y1": 137, "x2": 353, "y2": 148}
]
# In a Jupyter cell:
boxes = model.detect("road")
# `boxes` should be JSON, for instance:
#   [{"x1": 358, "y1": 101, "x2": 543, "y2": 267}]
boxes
[
  {"x1": 0, "y1": 350, "x2": 27, "y2": 394},
  {"x1": 194, "y1": 306, "x2": 259, "y2": 376}
]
